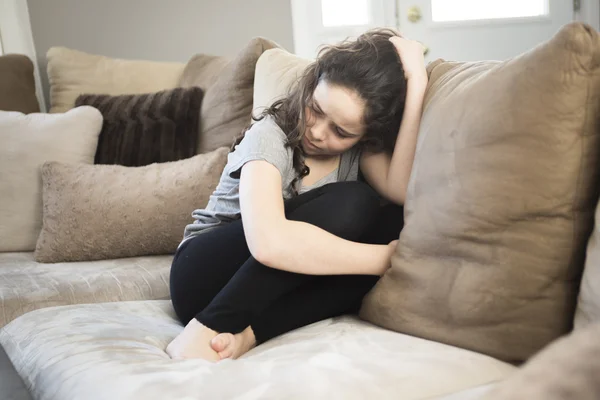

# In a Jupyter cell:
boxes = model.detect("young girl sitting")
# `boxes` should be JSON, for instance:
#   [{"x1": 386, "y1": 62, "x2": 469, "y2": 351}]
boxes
[{"x1": 167, "y1": 28, "x2": 428, "y2": 361}]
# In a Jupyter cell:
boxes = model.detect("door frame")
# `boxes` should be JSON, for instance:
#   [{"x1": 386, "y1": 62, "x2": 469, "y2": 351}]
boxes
[
  {"x1": 578, "y1": 0, "x2": 599, "y2": 31},
  {"x1": 290, "y1": 0, "x2": 396, "y2": 58}
]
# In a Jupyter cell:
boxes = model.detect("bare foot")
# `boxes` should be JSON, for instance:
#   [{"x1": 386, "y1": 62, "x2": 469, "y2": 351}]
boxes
[
  {"x1": 210, "y1": 326, "x2": 257, "y2": 360},
  {"x1": 166, "y1": 318, "x2": 220, "y2": 362}
]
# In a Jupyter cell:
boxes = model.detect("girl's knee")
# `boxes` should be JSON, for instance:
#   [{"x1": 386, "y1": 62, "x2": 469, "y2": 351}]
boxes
[
  {"x1": 322, "y1": 181, "x2": 380, "y2": 216},
  {"x1": 316, "y1": 182, "x2": 381, "y2": 239}
]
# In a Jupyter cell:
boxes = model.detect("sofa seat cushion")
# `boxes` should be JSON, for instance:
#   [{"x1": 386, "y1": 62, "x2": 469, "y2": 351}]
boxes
[
  {"x1": 0, "y1": 253, "x2": 171, "y2": 328},
  {"x1": 0, "y1": 300, "x2": 516, "y2": 400}
]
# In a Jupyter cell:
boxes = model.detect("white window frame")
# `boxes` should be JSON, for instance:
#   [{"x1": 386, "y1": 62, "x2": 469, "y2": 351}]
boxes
[{"x1": 430, "y1": 0, "x2": 549, "y2": 23}]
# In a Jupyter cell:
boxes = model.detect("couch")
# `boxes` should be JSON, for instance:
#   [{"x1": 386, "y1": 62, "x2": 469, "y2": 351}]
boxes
[{"x1": 0, "y1": 23, "x2": 599, "y2": 400}]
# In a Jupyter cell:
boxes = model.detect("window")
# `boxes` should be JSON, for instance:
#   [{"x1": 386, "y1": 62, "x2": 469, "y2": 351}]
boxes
[
  {"x1": 321, "y1": 0, "x2": 370, "y2": 27},
  {"x1": 431, "y1": 0, "x2": 548, "y2": 22}
]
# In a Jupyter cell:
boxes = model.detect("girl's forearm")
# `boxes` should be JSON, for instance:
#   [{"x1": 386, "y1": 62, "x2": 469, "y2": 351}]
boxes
[
  {"x1": 262, "y1": 220, "x2": 391, "y2": 276},
  {"x1": 386, "y1": 77, "x2": 427, "y2": 204}
]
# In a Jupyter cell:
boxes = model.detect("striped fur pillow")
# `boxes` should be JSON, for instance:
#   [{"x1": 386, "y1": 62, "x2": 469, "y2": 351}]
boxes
[{"x1": 75, "y1": 87, "x2": 203, "y2": 166}]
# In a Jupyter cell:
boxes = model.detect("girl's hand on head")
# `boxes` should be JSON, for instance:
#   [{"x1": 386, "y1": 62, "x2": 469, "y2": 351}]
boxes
[{"x1": 389, "y1": 36, "x2": 428, "y2": 83}]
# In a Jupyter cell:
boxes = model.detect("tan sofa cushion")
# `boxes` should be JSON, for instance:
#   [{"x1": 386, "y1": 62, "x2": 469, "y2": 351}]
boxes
[
  {"x1": 253, "y1": 48, "x2": 313, "y2": 111},
  {"x1": 180, "y1": 37, "x2": 280, "y2": 154},
  {"x1": 575, "y1": 192, "x2": 600, "y2": 328},
  {"x1": 0, "y1": 54, "x2": 40, "y2": 113},
  {"x1": 34, "y1": 147, "x2": 229, "y2": 263},
  {"x1": 0, "y1": 252, "x2": 171, "y2": 328},
  {"x1": 47, "y1": 47, "x2": 185, "y2": 113},
  {"x1": 0, "y1": 301, "x2": 516, "y2": 400},
  {"x1": 0, "y1": 107, "x2": 102, "y2": 252},
  {"x1": 488, "y1": 323, "x2": 600, "y2": 400},
  {"x1": 359, "y1": 22, "x2": 600, "y2": 363}
]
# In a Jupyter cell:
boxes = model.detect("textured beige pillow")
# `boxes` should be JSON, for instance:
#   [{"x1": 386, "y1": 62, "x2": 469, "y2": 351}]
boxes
[
  {"x1": 47, "y1": 47, "x2": 185, "y2": 113},
  {"x1": 253, "y1": 48, "x2": 313, "y2": 111},
  {"x1": 359, "y1": 22, "x2": 600, "y2": 363},
  {"x1": 488, "y1": 323, "x2": 600, "y2": 400},
  {"x1": 0, "y1": 107, "x2": 102, "y2": 252},
  {"x1": 34, "y1": 148, "x2": 229, "y2": 263},
  {"x1": 180, "y1": 37, "x2": 280, "y2": 154}
]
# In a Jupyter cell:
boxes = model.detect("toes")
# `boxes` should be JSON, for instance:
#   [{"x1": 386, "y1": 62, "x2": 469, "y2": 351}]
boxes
[
  {"x1": 210, "y1": 333, "x2": 232, "y2": 354},
  {"x1": 212, "y1": 333, "x2": 235, "y2": 360},
  {"x1": 218, "y1": 346, "x2": 235, "y2": 360}
]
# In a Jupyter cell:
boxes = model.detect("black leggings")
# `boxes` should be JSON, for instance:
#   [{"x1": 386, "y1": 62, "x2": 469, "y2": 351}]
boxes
[{"x1": 169, "y1": 181, "x2": 403, "y2": 344}]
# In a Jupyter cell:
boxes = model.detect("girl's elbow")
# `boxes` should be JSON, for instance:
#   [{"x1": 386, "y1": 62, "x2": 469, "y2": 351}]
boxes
[
  {"x1": 248, "y1": 230, "x2": 284, "y2": 267},
  {"x1": 248, "y1": 240, "x2": 275, "y2": 266},
  {"x1": 384, "y1": 189, "x2": 405, "y2": 207}
]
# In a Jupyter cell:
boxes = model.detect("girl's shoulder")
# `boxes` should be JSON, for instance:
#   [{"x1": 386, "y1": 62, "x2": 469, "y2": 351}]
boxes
[
  {"x1": 231, "y1": 116, "x2": 292, "y2": 159},
  {"x1": 226, "y1": 115, "x2": 294, "y2": 180},
  {"x1": 245, "y1": 115, "x2": 287, "y2": 141}
]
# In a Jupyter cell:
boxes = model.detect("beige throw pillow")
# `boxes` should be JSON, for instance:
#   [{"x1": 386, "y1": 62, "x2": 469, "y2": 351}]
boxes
[
  {"x1": 359, "y1": 22, "x2": 600, "y2": 363},
  {"x1": 47, "y1": 47, "x2": 185, "y2": 113},
  {"x1": 253, "y1": 48, "x2": 313, "y2": 111},
  {"x1": 34, "y1": 148, "x2": 229, "y2": 263},
  {"x1": 180, "y1": 37, "x2": 280, "y2": 154},
  {"x1": 0, "y1": 107, "x2": 103, "y2": 252}
]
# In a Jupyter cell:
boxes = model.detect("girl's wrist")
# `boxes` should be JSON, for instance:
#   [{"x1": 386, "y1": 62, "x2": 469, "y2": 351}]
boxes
[{"x1": 407, "y1": 72, "x2": 428, "y2": 87}]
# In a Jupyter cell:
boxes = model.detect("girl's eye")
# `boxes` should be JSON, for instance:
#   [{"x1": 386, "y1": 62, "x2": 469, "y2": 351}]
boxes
[{"x1": 336, "y1": 127, "x2": 350, "y2": 138}]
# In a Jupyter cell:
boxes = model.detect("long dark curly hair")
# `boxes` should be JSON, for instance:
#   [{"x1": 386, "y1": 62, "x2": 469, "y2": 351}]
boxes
[{"x1": 233, "y1": 28, "x2": 408, "y2": 194}]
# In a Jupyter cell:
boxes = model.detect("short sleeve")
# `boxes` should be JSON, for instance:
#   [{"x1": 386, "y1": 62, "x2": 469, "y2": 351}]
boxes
[{"x1": 226, "y1": 117, "x2": 292, "y2": 180}]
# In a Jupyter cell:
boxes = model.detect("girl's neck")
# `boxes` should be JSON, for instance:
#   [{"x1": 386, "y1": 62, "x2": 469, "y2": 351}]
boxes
[{"x1": 305, "y1": 153, "x2": 340, "y2": 162}]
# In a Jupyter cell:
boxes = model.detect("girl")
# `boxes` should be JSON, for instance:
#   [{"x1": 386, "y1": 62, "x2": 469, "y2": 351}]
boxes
[{"x1": 167, "y1": 29, "x2": 427, "y2": 361}]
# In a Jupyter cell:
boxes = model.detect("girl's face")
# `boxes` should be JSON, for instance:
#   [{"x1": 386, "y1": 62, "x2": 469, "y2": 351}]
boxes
[{"x1": 302, "y1": 80, "x2": 367, "y2": 157}]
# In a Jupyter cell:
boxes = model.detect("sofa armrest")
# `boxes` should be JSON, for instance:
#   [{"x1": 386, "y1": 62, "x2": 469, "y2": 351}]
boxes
[{"x1": 0, "y1": 54, "x2": 40, "y2": 113}]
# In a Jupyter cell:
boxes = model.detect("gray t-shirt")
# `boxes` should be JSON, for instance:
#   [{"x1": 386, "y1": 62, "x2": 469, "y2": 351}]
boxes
[{"x1": 180, "y1": 116, "x2": 361, "y2": 246}]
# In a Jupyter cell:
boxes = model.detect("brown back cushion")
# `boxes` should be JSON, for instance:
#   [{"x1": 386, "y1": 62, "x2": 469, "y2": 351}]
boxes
[
  {"x1": 0, "y1": 54, "x2": 40, "y2": 113},
  {"x1": 359, "y1": 22, "x2": 600, "y2": 363},
  {"x1": 180, "y1": 37, "x2": 280, "y2": 154},
  {"x1": 76, "y1": 87, "x2": 203, "y2": 166}
]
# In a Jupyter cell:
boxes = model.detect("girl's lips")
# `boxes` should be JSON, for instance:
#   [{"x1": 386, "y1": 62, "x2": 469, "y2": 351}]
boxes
[{"x1": 303, "y1": 135, "x2": 319, "y2": 150}]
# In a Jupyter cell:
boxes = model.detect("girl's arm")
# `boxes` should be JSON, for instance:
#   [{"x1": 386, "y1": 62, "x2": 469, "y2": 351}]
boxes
[
  {"x1": 360, "y1": 37, "x2": 428, "y2": 206},
  {"x1": 239, "y1": 160, "x2": 395, "y2": 276}
]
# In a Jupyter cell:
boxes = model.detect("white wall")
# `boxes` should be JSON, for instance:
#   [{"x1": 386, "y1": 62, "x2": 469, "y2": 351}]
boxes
[
  {"x1": 0, "y1": 0, "x2": 46, "y2": 111},
  {"x1": 26, "y1": 0, "x2": 295, "y2": 106}
]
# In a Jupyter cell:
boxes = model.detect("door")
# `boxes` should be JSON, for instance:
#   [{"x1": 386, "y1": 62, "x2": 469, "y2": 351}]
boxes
[
  {"x1": 395, "y1": 0, "x2": 576, "y2": 62},
  {"x1": 291, "y1": 0, "x2": 396, "y2": 58}
]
